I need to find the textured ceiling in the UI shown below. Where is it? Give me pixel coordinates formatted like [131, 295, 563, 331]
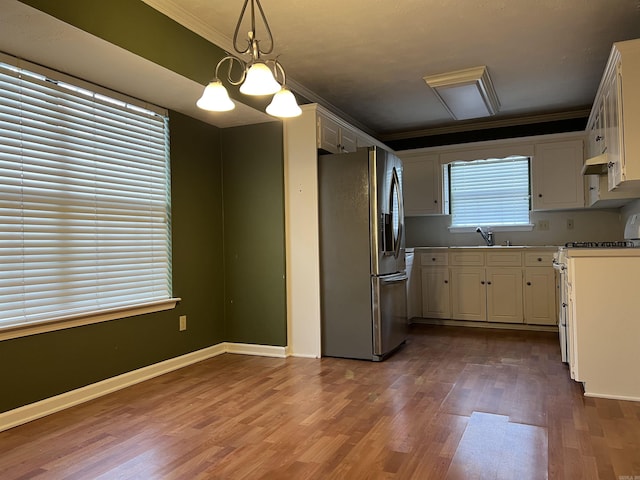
[2, 0, 640, 142]
[143, 0, 640, 139]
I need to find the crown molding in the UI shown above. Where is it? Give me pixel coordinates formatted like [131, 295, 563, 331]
[380, 108, 591, 141]
[140, 0, 375, 135]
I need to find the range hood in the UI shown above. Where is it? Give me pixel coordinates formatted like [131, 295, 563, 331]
[581, 153, 609, 175]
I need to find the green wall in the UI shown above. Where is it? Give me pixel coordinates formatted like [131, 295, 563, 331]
[0, 111, 226, 412]
[221, 123, 287, 346]
[0, 2, 289, 413]
[17, 0, 275, 112]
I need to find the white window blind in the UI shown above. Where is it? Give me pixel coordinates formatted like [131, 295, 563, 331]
[0, 59, 172, 330]
[449, 156, 530, 227]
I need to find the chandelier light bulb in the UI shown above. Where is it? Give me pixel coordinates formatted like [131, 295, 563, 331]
[240, 62, 281, 96]
[266, 88, 302, 118]
[196, 81, 235, 111]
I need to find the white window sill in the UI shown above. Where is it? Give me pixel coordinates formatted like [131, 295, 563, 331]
[0, 298, 181, 341]
[449, 224, 535, 233]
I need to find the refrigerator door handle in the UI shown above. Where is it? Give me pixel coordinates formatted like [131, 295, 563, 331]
[389, 167, 403, 259]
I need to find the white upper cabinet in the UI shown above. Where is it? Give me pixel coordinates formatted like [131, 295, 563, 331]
[317, 112, 357, 153]
[585, 39, 640, 195]
[401, 133, 587, 216]
[400, 153, 445, 216]
[532, 140, 585, 211]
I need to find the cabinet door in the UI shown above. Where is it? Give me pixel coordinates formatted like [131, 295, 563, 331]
[524, 267, 557, 325]
[318, 114, 341, 153]
[608, 65, 624, 190]
[486, 267, 523, 323]
[450, 267, 486, 321]
[532, 140, 585, 210]
[585, 169, 637, 207]
[356, 133, 373, 149]
[339, 127, 358, 153]
[407, 254, 421, 320]
[421, 267, 450, 319]
[402, 155, 442, 215]
[588, 101, 606, 158]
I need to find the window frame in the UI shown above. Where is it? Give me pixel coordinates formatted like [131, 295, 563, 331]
[446, 155, 534, 233]
[0, 54, 179, 341]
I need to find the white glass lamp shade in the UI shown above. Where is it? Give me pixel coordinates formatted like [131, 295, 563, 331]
[196, 81, 235, 111]
[266, 88, 302, 118]
[239, 62, 281, 95]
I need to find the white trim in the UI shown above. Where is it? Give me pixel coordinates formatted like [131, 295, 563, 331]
[139, 0, 377, 137]
[0, 341, 291, 432]
[584, 392, 640, 402]
[0, 298, 181, 342]
[382, 110, 590, 142]
[396, 131, 586, 157]
[224, 342, 287, 358]
[411, 318, 558, 332]
[448, 225, 535, 233]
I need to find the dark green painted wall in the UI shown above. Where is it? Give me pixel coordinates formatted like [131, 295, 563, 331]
[0, 111, 226, 412]
[17, 0, 274, 112]
[0, 2, 289, 413]
[221, 123, 287, 346]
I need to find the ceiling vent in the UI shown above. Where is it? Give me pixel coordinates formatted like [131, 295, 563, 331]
[424, 66, 500, 120]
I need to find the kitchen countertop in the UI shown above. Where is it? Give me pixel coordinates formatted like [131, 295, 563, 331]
[411, 245, 559, 250]
[564, 248, 640, 258]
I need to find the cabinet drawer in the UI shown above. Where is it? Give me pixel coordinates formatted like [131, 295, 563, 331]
[420, 252, 448, 266]
[524, 251, 555, 267]
[449, 251, 485, 266]
[486, 251, 522, 266]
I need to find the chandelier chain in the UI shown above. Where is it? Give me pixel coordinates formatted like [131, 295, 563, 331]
[233, 0, 274, 60]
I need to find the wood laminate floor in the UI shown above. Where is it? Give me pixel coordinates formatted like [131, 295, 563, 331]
[2, 325, 640, 479]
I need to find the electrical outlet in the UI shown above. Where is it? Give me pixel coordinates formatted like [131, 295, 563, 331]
[538, 220, 549, 231]
[567, 218, 574, 230]
[179, 315, 187, 331]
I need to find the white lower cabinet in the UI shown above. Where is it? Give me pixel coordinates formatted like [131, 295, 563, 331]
[450, 253, 523, 323]
[523, 251, 557, 326]
[486, 267, 524, 323]
[450, 266, 486, 321]
[523, 268, 557, 326]
[421, 267, 450, 318]
[419, 248, 557, 326]
[419, 250, 450, 318]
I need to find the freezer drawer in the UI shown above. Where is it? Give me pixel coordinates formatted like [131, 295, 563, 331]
[372, 273, 408, 359]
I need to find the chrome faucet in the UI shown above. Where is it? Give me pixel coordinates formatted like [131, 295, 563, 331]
[476, 227, 494, 246]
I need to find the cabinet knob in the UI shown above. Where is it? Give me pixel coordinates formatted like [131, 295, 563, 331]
[538, 194, 543, 198]
[434, 200, 438, 204]
[527, 281, 532, 286]
[481, 281, 485, 285]
[432, 257, 436, 261]
[487, 281, 492, 285]
[537, 257, 542, 262]
[444, 280, 448, 284]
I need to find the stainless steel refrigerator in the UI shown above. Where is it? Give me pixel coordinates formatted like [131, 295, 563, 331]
[319, 146, 408, 361]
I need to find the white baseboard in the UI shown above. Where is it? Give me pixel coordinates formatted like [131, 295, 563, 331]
[0, 341, 290, 433]
[584, 391, 640, 402]
[224, 342, 287, 358]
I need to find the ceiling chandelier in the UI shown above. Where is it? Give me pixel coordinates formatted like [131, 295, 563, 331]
[196, 0, 301, 118]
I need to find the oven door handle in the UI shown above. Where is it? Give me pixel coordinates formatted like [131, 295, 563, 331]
[560, 302, 568, 327]
[552, 259, 566, 271]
